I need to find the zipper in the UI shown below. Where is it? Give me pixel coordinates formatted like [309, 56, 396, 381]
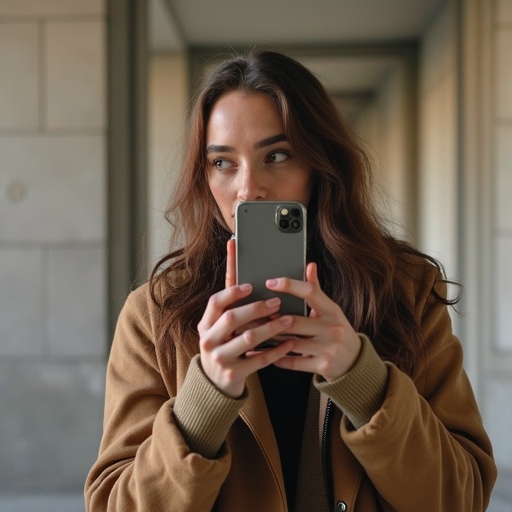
[321, 398, 334, 509]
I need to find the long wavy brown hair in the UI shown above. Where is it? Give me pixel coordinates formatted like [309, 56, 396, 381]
[149, 50, 457, 375]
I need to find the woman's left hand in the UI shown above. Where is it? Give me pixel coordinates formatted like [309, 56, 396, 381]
[269, 262, 362, 382]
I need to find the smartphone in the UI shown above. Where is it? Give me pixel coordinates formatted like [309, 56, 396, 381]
[234, 201, 307, 347]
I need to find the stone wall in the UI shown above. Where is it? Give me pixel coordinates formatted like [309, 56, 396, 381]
[0, 0, 107, 494]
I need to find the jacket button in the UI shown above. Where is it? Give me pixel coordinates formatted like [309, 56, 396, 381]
[336, 501, 348, 511]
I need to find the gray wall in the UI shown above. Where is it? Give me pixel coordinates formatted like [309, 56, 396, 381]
[482, 0, 512, 489]
[417, 3, 512, 509]
[417, 2, 512, 509]
[0, 0, 107, 498]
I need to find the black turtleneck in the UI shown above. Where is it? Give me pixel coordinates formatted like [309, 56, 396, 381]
[258, 364, 312, 511]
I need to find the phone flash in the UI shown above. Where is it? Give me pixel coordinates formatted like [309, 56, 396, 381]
[281, 207, 289, 216]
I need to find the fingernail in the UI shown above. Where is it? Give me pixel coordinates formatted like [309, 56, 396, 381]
[265, 297, 281, 308]
[266, 278, 278, 288]
[279, 315, 293, 326]
[240, 283, 252, 292]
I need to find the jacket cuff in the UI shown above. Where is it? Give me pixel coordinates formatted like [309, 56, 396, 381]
[313, 334, 388, 430]
[174, 354, 247, 459]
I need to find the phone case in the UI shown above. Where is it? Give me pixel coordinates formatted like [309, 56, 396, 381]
[235, 201, 307, 317]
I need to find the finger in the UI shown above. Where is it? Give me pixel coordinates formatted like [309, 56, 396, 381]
[202, 336, 295, 399]
[273, 354, 315, 373]
[305, 263, 320, 318]
[198, 283, 252, 333]
[266, 263, 337, 316]
[274, 331, 361, 381]
[228, 314, 295, 356]
[306, 261, 319, 285]
[269, 315, 322, 341]
[225, 238, 236, 288]
[200, 297, 283, 350]
[240, 338, 296, 374]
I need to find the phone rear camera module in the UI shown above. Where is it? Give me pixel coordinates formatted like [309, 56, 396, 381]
[277, 204, 303, 233]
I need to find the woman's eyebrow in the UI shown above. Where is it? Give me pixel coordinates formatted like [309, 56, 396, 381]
[255, 133, 287, 148]
[206, 134, 287, 154]
[206, 144, 234, 153]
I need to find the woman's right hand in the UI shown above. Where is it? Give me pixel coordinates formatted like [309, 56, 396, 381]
[197, 240, 295, 398]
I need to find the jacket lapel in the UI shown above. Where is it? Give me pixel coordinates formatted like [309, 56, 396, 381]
[329, 406, 364, 508]
[239, 372, 285, 490]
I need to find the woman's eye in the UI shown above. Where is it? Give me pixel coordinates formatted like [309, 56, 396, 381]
[267, 151, 290, 164]
[213, 158, 233, 170]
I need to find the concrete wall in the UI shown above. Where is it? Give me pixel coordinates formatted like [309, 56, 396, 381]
[371, 60, 415, 241]
[418, 1, 512, 509]
[483, 0, 512, 491]
[417, 2, 458, 281]
[148, 53, 188, 269]
[0, 0, 107, 500]
[351, 58, 416, 242]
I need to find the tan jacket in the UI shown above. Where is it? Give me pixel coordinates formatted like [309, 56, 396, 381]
[85, 258, 496, 511]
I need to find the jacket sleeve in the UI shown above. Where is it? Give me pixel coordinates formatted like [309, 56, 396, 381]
[84, 288, 233, 511]
[339, 264, 497, 512]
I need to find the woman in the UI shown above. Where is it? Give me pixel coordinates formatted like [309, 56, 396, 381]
[85, 50, 496, 511]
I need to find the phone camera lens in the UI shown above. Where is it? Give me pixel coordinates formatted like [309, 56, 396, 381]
[279, 219, 290, 230]
[291, 219, 301, 230]
[290, 208, 301, 218]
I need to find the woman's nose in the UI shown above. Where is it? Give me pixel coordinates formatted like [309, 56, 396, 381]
[236, 167, 267, 201]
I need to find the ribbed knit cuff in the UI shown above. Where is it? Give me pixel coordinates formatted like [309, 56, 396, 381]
[174, 354, 248, 459]
[313, 334, 388, 430]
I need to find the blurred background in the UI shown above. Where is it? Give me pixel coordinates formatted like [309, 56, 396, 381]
[0, 0, 511, 510]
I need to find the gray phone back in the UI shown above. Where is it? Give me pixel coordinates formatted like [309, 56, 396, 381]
[235, 201, 307, 316]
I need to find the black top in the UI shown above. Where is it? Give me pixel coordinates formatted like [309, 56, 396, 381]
[258, 364, 312, 511]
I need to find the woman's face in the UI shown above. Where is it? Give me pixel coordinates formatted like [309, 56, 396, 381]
[206, 91, 313, 232]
